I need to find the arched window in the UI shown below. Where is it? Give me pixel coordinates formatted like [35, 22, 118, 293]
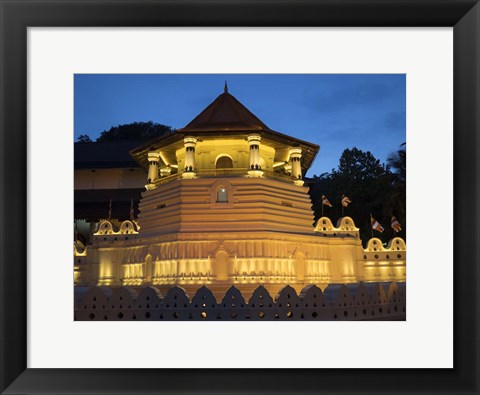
[216, 187, 228, 203]
[216, 156, 233, 169]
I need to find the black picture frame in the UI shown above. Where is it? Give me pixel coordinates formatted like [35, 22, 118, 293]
[1, 1, 479, 394]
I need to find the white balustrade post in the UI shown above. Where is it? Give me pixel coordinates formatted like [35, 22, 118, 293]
[183, 136, 197, 179]
[146, 152, 160, 189]
[247, 133, 263, 177]
[289, 148, 304, 186]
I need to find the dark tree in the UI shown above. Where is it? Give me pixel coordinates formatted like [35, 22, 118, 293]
[384, 145, 406, 239]
[76, 134, 92, 143]
[96, 121, 175, 142]
[336, 147, 389, 181]
[387, 144, 406, 182]
[308, 147, 401, 244]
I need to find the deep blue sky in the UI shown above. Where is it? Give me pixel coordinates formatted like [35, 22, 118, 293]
[74, 74, 405, 177]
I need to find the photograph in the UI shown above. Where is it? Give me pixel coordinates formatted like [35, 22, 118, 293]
[73, 74, 407, 321]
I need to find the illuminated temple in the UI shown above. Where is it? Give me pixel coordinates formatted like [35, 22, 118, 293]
[74, 85, 406, 299]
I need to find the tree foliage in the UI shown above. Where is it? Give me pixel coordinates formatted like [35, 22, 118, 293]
[76, 134, 92, 143]
[75, 121, 175, 143]
[308, 147, 406, 244]
[96, 121, 174, 142]
[384, 146, 406, 235]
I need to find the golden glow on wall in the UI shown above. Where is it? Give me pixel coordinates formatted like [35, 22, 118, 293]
[74, 104, 406, 291]
[78, 220, 405, 288]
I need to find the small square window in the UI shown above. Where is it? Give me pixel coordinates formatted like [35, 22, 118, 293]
[217, 188, 228, 203]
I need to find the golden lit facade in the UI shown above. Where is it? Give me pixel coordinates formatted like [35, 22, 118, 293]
[74, 88, 406, 298]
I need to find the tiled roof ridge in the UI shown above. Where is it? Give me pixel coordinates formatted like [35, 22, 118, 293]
[179, 91, 271, 132]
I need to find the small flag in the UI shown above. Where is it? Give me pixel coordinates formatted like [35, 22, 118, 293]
[108, 199, 112, 220]
[371, 216, 384, 233]
[341, 195, 351, 207]
[130, 198, 135, 221]
[322, 195, 333, 207]
[391, 216, 402, 233]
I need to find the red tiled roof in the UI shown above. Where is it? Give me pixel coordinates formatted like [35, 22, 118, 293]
[178, 92, 271, 133]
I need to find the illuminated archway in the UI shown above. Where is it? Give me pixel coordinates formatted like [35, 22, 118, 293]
[216, 155, 233, 169]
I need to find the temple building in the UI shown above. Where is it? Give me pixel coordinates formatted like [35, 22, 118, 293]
[74, 140, 145, 242]
[74, 85, 406, 299]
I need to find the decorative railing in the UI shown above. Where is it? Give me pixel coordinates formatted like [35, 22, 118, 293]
[196, 168, 249, 177]
[151, 168, 296, 185]
[153, 172, 183, 185]
[74, 282, 406, 321]
[261, 169, 295, 183]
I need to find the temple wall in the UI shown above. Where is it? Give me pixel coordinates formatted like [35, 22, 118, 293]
[360, 237, 406, 282]
[75, 231, 406, 295]
[74, 178, 406, 294]
[138, 177, 315, 236]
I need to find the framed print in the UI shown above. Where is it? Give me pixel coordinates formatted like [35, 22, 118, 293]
[31, 30, 445, 368]
[1, 0, 479, 394]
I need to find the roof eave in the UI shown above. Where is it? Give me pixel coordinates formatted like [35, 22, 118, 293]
[129, 128, 320, 173]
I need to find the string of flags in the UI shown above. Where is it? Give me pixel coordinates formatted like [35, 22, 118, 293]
[320, 194, 402, 235]
[370, 215, 403, 234]
[320, 194, 352, 208]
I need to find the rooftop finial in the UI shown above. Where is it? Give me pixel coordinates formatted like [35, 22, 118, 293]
[224, 80, 228, 93]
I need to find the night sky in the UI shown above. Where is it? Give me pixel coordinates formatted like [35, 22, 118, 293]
[74, 74, 406, 177]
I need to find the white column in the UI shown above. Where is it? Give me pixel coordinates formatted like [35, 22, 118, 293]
[183, 136, 197, 178]
[247, 133, 263, 177]
[289, 147, 304, 186]
[147, 152, 160, 186]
